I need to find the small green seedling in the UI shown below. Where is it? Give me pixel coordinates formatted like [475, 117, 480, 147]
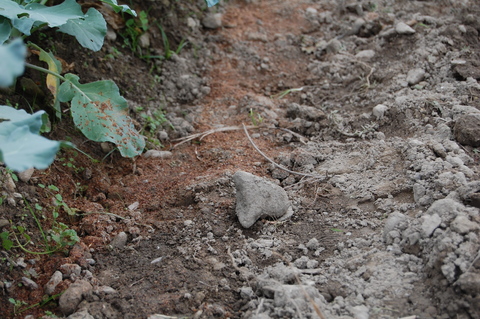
[248, 108, 263, 126]
[158, 24, 188, 60]
[9, 298, 28, 315]
[0, 191, 79, 255]
[121, 10, 149, 53]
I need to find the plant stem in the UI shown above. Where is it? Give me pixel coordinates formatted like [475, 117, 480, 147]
[24, 198, 51, 251]
[10, 230, 58, 255]
[74, 146, 100, 163]
[25, 63, 66, 82]
[15, 292, 63, 314]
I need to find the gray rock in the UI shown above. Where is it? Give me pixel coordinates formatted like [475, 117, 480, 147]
[157, 130, 169, 141]
[454, 113, 480, 147]
[458, 181, 480, 208]
[326, 39, 342, 54]
[451, 105, 480, 120]
[247, 32, 269, 42]
[67, 308, 94, 319]
[59, 280, 93, 315]
[395, 22, 416, 34]
[451, 215, 479, 234]
[0, 219, 9, 228]
[350, 18, 366, 35]
[100, 142, 114, 154]
[16, 257, 27, 268]
[233, 171, 292, 228]
[407, 68, 426, 86]
[413, 183, 426, 204]
[273, 284, 325, 311]
[45, 270, 63, 295]
[306, 259, 319, 269]
[306, 238, 320, 250]
[372, 104, 388, 120]
[286, 103, 326, 121]
[202, 13, 222, 29]
[4, 173, 16, 193]
[239, 286, 255, 299]
[21, 277, 38, 290]
[138, 32, 150, 48]
[355, 49, 375, 60]
[187, 17, 198, 29]
[142, 150, 173, 159]
[94, 285, 117, 295]
[421, 213, 442, 238]
[74, 301, 120, 318]
[60, 263, 82, 278]
[455, 272, 480, 295]
[110, 231, 128, 249]
[383, 211, 408, 242]
[18, 168, 34, 182]
[379, 27, 397, 39]
[352, 305, 370, 319]
[105, 28, 117, 42]
[427, 198, 464, 223]
[266, 262, 300, 283]
[305, 7, 318, 17]
[294, 256, 310, 269]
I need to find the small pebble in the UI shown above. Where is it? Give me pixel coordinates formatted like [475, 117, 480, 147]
[21, 277, 38, 290]
[110, 231, 128, 249]
[395, 22, 416, 34]
[142, 150, 173, 159]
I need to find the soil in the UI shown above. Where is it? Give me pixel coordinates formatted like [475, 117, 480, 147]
[1, 0, 480, 318]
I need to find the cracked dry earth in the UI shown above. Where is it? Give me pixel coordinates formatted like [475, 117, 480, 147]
[2, 0, 480, 318]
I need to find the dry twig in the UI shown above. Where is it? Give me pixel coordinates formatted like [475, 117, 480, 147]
[172, 125, 260, 148]
[242, 124, 324, 180]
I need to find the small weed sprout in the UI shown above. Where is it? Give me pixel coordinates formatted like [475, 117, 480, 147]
[248, 108, 263, 126]
[158, 24, 189, 59]
[121, 10, 149, 54]
[8, 298, 28, 315]
[0, 180, 80, 255]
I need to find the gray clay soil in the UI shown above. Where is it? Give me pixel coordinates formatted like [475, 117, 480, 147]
[1, 0, 480, 318]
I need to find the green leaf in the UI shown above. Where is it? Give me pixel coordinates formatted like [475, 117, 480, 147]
[22, 232, 31, 243]
[2, 237, 13, 250]
[205, 0, 220, 7]
[55, 193, 63, 202]
[36, 47, 62, 118]
[0, 0, 83, 36]
[99, 0, 137, 17]
[48, 185, 59, 192]
[50, 233, 60, 244]
[58, 74, 145, 157]
[1, 231, 13, 250]
[0, 17, 12, 45]
[57, 8, 106, 52]
[0, 39, 26, 87]
[0, 106, 62, 171]
[61, 229, 79, 246]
